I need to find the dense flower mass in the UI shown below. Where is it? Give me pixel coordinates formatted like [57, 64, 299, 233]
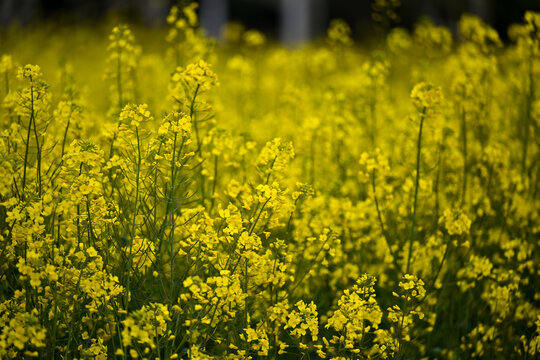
[1, 4, 540, 360]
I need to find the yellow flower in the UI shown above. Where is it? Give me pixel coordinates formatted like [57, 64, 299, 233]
[439, 208, 472, 236]
[17, 64, 41, 80]
[327, 19, 353, 46]
[410, 82, 443, 110]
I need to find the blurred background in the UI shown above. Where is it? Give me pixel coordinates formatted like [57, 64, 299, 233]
[2, 0, 540, 44]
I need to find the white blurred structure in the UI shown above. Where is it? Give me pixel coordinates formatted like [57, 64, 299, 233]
[0, 0, 523, 43]
[199, 0, 326, 44]
[200, 0, 229, 38]
[280, 0, 310, 44]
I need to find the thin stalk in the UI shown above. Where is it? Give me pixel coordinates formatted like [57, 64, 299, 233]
[190, 84, 201, 151]
[76, 163, 83, 244]
[117, 43, 123, 112]
[370, 98, 377, 146]
[371, 171, 402, 274]
[21, 80, 36, 198]
[4, 71, 13, 120]
[125, 127, 142, 309]
[413, 236, 451, 311]
[244, 259, 249, 334]
[395, 304, 409, 360]
[522, 56, 534, 175]
[4, 71, 8, 95]
[31, 102, 42, 197]
[86, 195, 96, 246]
[310, 132, 316, 185]
[188, 85, 205, 206]
[460, 107, 467, 206]
[22, 116, 33, 198]
[209, 154, 218, 213]
[433, 141, 443, 231]
[287, 232, 332, 298]
[60, 108, 72, 160]
[248, 196, 271, 236]
[169, 181, 177, 304]
[406, 107, 426, 274]
[66, 270, 84, 359]
[49, 287, 59, 359]
[167, 131, 185, 304]
[157, 136, 185, 254]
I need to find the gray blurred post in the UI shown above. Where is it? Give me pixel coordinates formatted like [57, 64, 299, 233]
[141, 0, 170, 26]
[280, 0, 310, 45]
[0, 0, 15, 27]
[310, 0, 327, 39]
[200, 0, 229, 39]
[419, 0, 441, 23]
[0, 0, 39, 27]
[468, 0, 489, 21]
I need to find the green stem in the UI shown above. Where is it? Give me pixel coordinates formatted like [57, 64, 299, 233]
[370, 98, 376, 146]
[248, 196, 271, 236]
[413, 236, 451, 311]
[4, 70, 13, 122]
[86, 195, 96, 246]
[22, 115, 33, 198]
[117, 43, 124, 112]
[60, 107, 72, 160]
[191, 84, 201, 151]
[76, 163, 83, 245]
[522, 55, 534, 175]
[433, 141, 443, 231]
[371, 171, 402, 274]
[395, 304, 408, 360]
[169, 135, 177, 303]
[4, 71, 8, 95]
[21, 80, 35, 198]
[31, 100, 42, 197]
[189, 85, 205, 206]
[460, 107, 467, 207]
[125, 127, 141, 309]
[406, 107, 426, 274]
[209, 154, 218, 213]
[244, 259, 249, 332]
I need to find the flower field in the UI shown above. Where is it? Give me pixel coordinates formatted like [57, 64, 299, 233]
[1, 4, 540, 359]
